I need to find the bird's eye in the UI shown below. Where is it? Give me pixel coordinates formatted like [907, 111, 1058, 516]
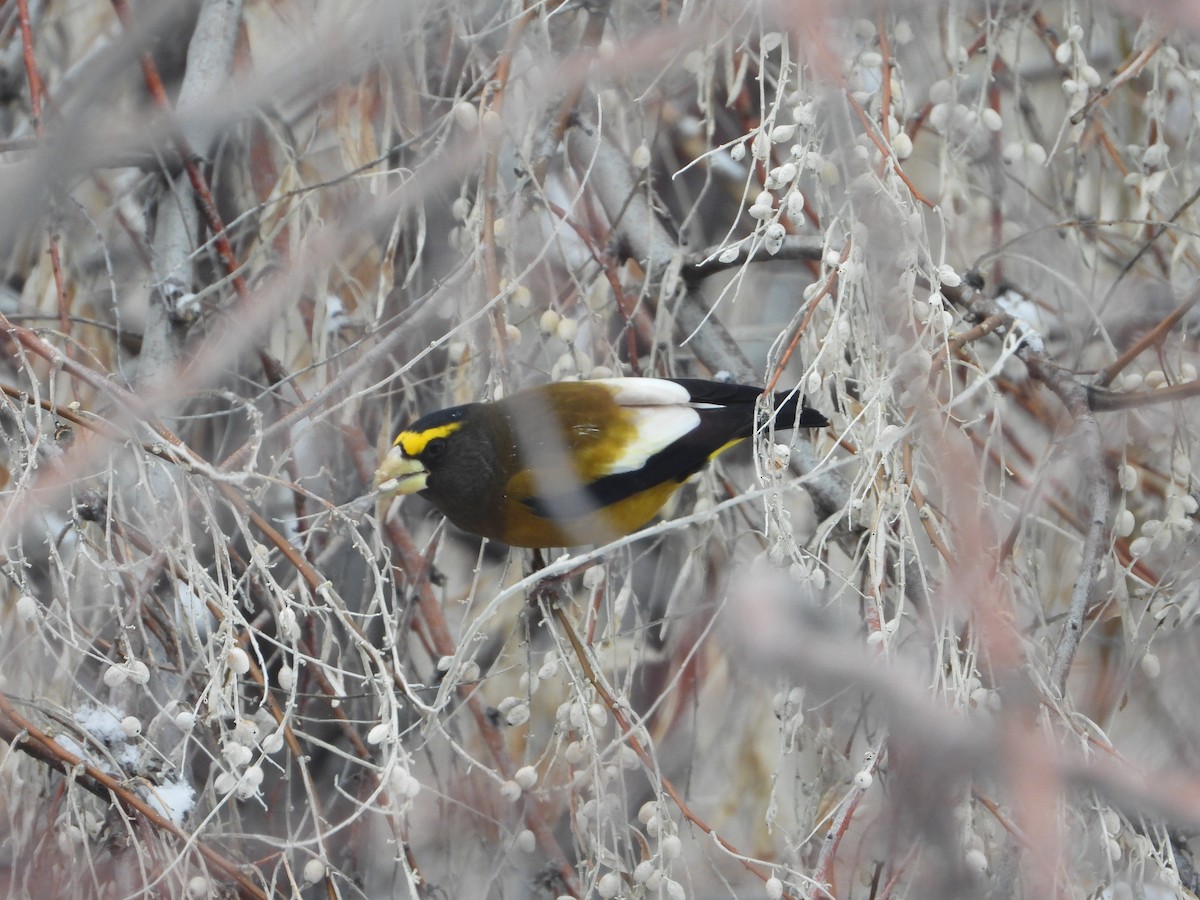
[424, 437, 447, 459]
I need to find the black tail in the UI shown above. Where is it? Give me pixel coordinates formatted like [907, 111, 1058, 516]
[770, 390, 830, 430]
[669, 378, 829, 434]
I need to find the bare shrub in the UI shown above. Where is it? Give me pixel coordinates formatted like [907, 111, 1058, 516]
[0, 1, 1197, 898]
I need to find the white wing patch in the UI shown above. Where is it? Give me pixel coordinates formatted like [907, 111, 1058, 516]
[591, 377, 691, 407]
[605, 406, 700, 474]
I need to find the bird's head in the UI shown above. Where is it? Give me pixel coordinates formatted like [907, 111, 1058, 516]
[374, 405, 473, 497]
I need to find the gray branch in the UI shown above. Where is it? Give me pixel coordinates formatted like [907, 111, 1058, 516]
[144, 0, 244, 382]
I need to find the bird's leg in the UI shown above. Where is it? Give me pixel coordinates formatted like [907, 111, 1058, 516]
[527, 549, 562, 608]
[526, 549, 600, 608]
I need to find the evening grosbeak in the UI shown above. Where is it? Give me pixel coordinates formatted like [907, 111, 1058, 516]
[375, 377, 828, 548]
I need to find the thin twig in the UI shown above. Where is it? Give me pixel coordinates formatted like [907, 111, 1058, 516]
[1094, 287, 1200, 388]
[384, 521, 584, 897]
[16, 0, 70, 340]
[0, 694, 268, 900]
[1070, 35, 1163, 126]
[1088, 378, 1200, 412]
[545, 595, 797, 897]
[945, 287, 1111, 695]
[813, 742, 886, 896]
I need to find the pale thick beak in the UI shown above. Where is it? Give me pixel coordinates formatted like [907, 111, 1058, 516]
[374, 447, 428, 495]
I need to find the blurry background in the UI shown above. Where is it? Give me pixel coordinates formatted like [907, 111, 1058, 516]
[0, 1, 1198, 898]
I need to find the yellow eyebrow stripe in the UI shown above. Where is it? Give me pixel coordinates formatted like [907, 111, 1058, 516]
[395, 421, 462, 456]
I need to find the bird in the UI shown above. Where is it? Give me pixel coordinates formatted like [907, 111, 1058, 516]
[374, 377, 828, 548]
